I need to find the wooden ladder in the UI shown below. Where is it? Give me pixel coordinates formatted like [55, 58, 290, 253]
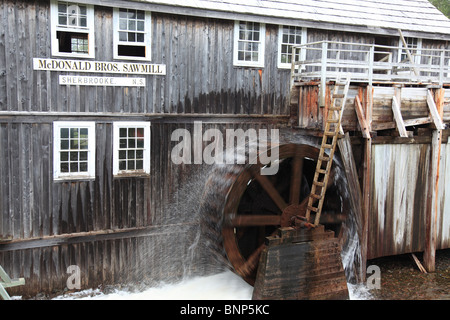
[305, 76, 351, 226]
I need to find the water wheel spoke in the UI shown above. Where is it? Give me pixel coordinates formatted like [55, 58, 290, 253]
[249, 168, 287, 211]
[236, 242, 265, 277]
[230, 214, 281, 227]
[289, 154, 304, 205]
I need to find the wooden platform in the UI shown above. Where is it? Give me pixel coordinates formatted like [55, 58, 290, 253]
[252, 226, 349, 300]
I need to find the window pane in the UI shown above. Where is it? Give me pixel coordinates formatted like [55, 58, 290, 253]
[119, 160, 126, 170]
[137, 21, 145, 32]
[61, 162, 69, 173]
[70, 152, 78, 161]
[119, 128, 127, 137]
[61, 128, 69, 139]
[128, 32, 135, 42]
[70, 139, 79, 149]
[119, 32, 127, 42]
[80, 128, 88, 137]
[59, 15, 67, 25]
[128, 160, 135, 170]
[79, 151, 88, 161]
[79, 162, 88, 172]
[61, 152, 69, 161]
[119, 8, 128, 18]
[136, 150, 143, 159]
[128, 138, 135, 148]
[79, 139, 88, 150]
[58, 3, 67, 13]
[137, 138, 144, 148]
[136, 160, 143, 170]
[136, 33, 144, 42]
[61, 139, 69, 150]
[128, 150, 135, 159]
[120, 139, 127, 149]
[70, 128, 78, 138]
[119, 150, 126, 160]
[119, 19, 127, 30]
[79, 17, 87, 27]
[136, 11, 145, 20]
[70, 162, 78, 172]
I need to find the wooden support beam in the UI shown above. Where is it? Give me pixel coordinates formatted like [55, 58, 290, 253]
[354, 95, 371, 139]
[424, 88, 444, 272]
[424, 129, 442, 272]
[391, 90, 408, 137]
[361, 85, 373, 282]
[426, 90, 445, 130]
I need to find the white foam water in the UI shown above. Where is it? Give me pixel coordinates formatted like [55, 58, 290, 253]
[52, 270, 373, 300]
[53, 269, 253, 300]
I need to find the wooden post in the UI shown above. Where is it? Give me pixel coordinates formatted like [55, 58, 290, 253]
[361, 85, 373, 281]
[424, 88, 444, 272]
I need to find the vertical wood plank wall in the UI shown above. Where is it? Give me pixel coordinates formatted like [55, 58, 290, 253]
[1, 0, 450, 296]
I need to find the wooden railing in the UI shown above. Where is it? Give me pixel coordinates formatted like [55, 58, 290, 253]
[290, 40, 450, 105]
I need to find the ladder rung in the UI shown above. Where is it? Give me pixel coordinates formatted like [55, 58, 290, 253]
[322, 143, 333, 149]
[328, 107, 341, 111]
[317, 168, 327, 174]
[324, 130, 336, 136]
[310, 193, 322, 200]
[307, 206, 319, 212]
[327, 119, 339, 123]
[313, 181, 324, 187]
[319, 156, 330, 161]
[332, 94, 345, 98]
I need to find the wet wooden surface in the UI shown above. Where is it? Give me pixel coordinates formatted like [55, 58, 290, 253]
[252, 226, 349, 300]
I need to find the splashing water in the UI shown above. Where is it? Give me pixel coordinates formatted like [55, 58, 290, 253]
[53, 269, 253, 300]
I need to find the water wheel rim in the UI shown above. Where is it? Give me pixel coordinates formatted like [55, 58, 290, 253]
[222, 143, 322, 285]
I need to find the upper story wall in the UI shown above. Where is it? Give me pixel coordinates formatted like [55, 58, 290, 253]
[1, 0, 449, 117]
[0, 0, 291, 116]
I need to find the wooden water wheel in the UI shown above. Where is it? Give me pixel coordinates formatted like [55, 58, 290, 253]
[200, 143, 349, 285]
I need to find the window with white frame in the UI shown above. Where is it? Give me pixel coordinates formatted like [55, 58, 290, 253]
[278, 26, 307, 69]
[399, 37, 422, 64]
[50, 1, 95, 58]
[233, 21, 265, 68]
[113, 122, 151, 176]
[113, 8, 152, 60]
[53, 121, 96, 180]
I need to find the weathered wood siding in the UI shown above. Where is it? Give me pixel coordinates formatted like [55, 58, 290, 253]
[0, 1, 291, 115]
[368, 141, 450, 259]
[0, 0, 293, 296]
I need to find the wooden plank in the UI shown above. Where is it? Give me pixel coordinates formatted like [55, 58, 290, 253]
[424, 129, 442, 272]
[354, 95, 371, 139]
[230, 215, 281, 227]
[391, 95, 408, 137]
[361, 85, 373, 281]
[426, 90, 445, 130]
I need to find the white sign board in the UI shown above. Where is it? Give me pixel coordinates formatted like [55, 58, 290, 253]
[33, 58, 166, 75]
[59, 75, 146, 87]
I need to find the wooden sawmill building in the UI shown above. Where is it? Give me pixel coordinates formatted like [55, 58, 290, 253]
[0, 0, 450, 297]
